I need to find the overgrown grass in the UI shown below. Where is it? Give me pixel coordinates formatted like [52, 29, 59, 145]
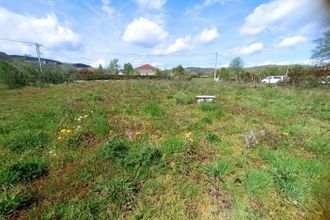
[0, 79, 328, 218]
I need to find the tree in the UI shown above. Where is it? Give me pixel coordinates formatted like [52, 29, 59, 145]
[109, 58, 119, 74]
[217, 67, 230, 81]
[173, 65, 184, 75]
[229, 57, 243, 81]
[311, 31, 330, 66]
[123, 63, 134, 75]
[95, 64, 104, 75]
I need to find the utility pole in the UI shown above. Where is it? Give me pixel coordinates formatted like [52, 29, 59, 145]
[214, 52, 218, 81]
[35, 43, 42, 72]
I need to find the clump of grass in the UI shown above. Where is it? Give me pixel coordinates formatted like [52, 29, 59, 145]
[66, 131, 95, 148]
[205, 160, 231, 181]
[176, 95, 194, 105]
[88, 91, 104, 102]
[245, 170, 273, 196]
[0, 160, 48, 184]
[142, 103, 164, 116]
[0, 186, 32, 216]
[198, 103, 218, 112]
[205, 131, 220, 142]
[100, 137, 129, 160]
[97, 176, 138, 208]
[162, 136, 185, 155]
[4, 129, 47, 152]
[123, 146, 162, 168]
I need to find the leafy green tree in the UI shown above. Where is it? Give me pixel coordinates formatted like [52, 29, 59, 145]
[229, 57, 243, 81]
[123, 63, 134, 75]
[311, 30, 330, 66]
[109, 58, 119, 74]
[217, 67, 230, 81]
[173, 65, 184, 75]
[95, 64, 104, 75]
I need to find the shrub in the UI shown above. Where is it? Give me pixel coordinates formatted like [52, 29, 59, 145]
[0, 186, 32, 216]
[4, 129, 47, 152]
[1, 160, 48, 184]
[0, 60, 26, 89]
[100, 138, 129, 160]
[245, 170, 272, 195]
[142, 103, 164, 116]
[123, 146, 162, 168]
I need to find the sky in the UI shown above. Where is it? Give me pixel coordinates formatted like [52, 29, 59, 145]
[0, 0, 329, 68]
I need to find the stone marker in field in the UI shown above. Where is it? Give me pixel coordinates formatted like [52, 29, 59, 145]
[196, 95, 216, 103]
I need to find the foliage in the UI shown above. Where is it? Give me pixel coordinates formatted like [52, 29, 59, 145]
[123, 63, 134, 75]
[0, 60, 26, 89]
[229, 57, 244, 81]
[123, 146, 162, 168]
[109, 58, 119, 74]
[173, 65, 185, 75]
[311, 30, 330, 65]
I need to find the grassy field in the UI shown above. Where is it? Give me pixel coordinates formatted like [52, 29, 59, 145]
[0, 79, 329, 219]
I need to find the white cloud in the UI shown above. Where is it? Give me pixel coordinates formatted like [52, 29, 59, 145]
[122, 17, 168, 47]
[91, 59, 106, 68]
[196, 28, 219, 43]
[101, 0, 115, 16]
[133, 0, 166, 10]
[152, 36, 193, 55]
[240, 0, 307, 35]
[229, 43, 264, 55]
[276, 36, 308, 47]
[0, 7, 80, 49]
[186, 0, 231, 15]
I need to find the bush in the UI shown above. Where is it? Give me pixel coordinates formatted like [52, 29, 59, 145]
[142, 103, 164, 116]
[100, 138, 129, 160]
[0, 160, 48, 184]
[0, 60, 26, 89]
[4, 130, 48, 152]
[0, 186, 32, 216]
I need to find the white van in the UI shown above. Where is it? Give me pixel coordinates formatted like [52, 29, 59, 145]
[261, 76, 285, 84]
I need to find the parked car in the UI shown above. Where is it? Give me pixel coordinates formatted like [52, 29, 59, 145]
[261, 75, 286, 84]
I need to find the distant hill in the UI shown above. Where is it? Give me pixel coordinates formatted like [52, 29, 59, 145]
[0, 51, 91, 68]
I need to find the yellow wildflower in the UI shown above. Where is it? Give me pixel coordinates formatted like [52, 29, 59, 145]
[60, 129, 67, 133]
[84, 114, 89, 118]
[66, 129, 72, 134]
[282, 132, 289, 136]
[57, 136, 62, 140]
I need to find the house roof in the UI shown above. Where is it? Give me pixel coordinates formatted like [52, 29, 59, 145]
[136, 64, 156, 71]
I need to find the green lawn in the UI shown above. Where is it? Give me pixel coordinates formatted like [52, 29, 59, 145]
[0, 79, 329, 219]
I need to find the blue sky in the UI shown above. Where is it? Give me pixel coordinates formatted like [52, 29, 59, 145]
[0, 0, 329, 68]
